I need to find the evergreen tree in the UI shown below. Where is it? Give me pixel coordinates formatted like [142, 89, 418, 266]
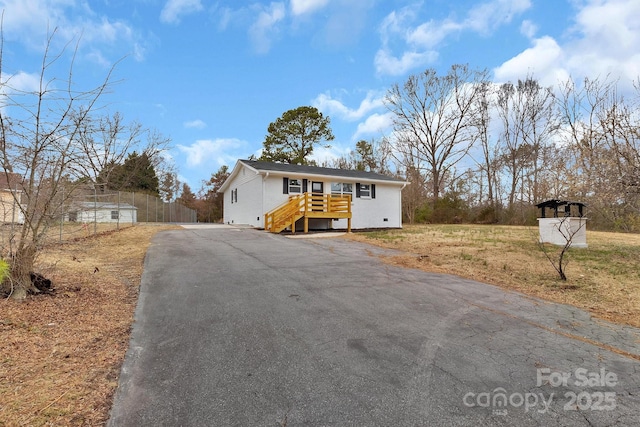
[176, 183, 196, 209]
[107, 152, 160, 194]
[259, 106, 334, 164]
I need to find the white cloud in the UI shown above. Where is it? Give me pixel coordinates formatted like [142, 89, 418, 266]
[407, 19, 462, 49]
[377, 7, 415, 46]
[310, 143, 351, 166]
[0, 0, 147, 63]
[495, 0, 640, 91]
[493, 36, 566, 86]
[376, 0, 531, 76]
[374, 48, 437, 76]
[313, 91, 385, 121]
[520, 20, 537, 39]
[160, 0, 204, 24]
[217, 0, 374, 51]
[463, 0, 531, 34]
[567, 0, 640, 84]
[184, 119, 207, 129]
[177, 138, 247, 167]
[352, 112, 394, 140]
[290, 0, 330, 16]
[248, 2, 286, 54]
[1, 71, 41, 92]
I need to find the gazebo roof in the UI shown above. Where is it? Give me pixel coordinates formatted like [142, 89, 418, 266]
[535, 199, 586, 209]
[536, 199, 587, 218]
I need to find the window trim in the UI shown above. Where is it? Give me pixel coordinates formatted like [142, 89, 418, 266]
[359, 183, 371, 198]
[355, 183, 376, 199]
[331, 182, 353, 196]
[289, 179, 302, 194]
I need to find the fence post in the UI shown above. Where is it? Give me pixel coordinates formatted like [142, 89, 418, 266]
[117, 191, 120, 230]
[94, 185, 97, 236]
[132, 192, 136, 226]
[59, 187, 64, 243]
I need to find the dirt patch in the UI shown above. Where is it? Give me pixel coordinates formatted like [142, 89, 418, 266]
[0, 224, 178, 426]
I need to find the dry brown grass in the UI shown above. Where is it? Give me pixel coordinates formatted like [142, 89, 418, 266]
[347, 224, 640, 328]
[2, 223, 638, 425]
[0, 224, 178, 427]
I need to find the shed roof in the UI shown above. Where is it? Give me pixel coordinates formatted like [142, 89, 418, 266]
[0, 173, 24, 191]
[74, 202, 138, 210]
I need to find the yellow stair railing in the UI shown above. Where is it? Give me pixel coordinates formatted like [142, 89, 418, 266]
[264, 193, 352, 234]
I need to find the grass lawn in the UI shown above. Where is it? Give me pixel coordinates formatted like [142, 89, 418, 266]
[1, 223, 638, 426]
[347, 224, 640, 328]
[0, 224, 178, 426]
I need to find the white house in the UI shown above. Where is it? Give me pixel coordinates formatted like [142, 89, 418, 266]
[219, 160, 407, 232]
[0, 189, 24, 224]
[0, 173, 24, 224]
[69, 202, 138, 224]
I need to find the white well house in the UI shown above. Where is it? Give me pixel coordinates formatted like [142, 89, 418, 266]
[536, 200, 587, 248]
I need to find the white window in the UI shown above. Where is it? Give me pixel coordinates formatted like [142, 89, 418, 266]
[289, 179, 302, 193]
[359, 184, 371, 198]
[331, 182, 352, 196]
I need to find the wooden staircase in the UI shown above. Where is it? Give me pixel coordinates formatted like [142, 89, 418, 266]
[264, 193, 352, 234]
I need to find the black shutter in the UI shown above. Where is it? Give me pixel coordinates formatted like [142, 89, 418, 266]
[371, 184, 376, 199]
[355, 183, 361, 198]
[302, 179, 308, 193]
[283, 177, 289, 194]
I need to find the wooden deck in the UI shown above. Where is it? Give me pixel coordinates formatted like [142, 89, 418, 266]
[264, 193, 352, 234]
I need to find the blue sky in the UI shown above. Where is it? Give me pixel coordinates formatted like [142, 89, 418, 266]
[2, 0, 640, 192]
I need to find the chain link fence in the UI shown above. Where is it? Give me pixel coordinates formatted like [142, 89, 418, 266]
[1, 188, 196, 248]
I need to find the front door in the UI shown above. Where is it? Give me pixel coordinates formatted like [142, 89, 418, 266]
[311, 181, 324, 211]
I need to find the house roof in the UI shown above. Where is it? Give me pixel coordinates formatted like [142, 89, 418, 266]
[0, 173, 24, 191]
[219, 159, 407, 193]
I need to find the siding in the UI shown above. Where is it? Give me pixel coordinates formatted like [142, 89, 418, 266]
[333, 182, 402, 229]
[0, 191, 23, 223]
[222, 162, 405, 229]
[76, 209, 137, 223]
[223, 168, 263, 226]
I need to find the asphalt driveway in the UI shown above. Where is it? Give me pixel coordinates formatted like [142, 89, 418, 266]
[108, 225, 640, 426]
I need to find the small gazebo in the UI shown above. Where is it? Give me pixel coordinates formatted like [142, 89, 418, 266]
[536, 199, 588, 248]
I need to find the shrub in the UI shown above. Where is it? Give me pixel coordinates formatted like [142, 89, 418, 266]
[0, 258, 10, 290]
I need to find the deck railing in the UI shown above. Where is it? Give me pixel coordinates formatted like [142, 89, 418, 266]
[264, 193, 352, 233]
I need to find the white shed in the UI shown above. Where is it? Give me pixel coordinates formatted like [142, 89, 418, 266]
[536, 200, 587, 248]
[0, 189, 24, 224]
[219, 160, 408, 232]
[0, 173, 25, 224]
[69, 202, 138, 224]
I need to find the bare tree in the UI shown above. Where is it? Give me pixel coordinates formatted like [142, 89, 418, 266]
[159, 167, 180, 203]
[558, 76, 640, 231]
[537, 216, 587, 281]
[557, 77, 614, 198]
[469, 81, 503, 219]
[0, 29, 118, 298]
[385, 64, 489, 208]
[72, 112, 142, 185]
